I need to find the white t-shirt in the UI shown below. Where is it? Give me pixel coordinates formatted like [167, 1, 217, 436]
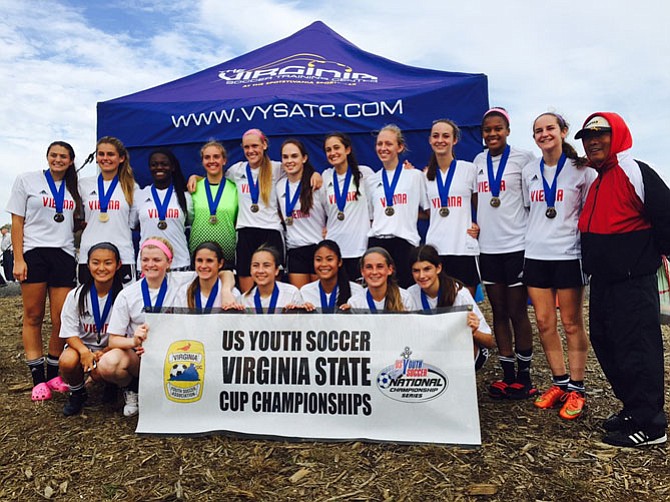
[6, 170, 77, 255]
[107, 273, 191, 337]
[276, 178, 327, 249]
[240, 281, 303, 311]
[522, 157, 597, 260]
[322, 165, 374, 258]
[226, 160, 284, 231]
[173, 277, 241, 308]
[300, 280, 364, 308]
[347, 287, 416, 311]
[59, 285, 115, 350]
[367, 166, 429, 246]
[425, 161, 479, 256]
[135, 185, 194, 269]
[79, 176, 138, 265]
[407, 283, 491, 334]
[474, 147, 536, 253]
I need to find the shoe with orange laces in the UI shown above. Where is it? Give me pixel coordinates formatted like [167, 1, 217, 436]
[559, 391, 586, 420]
[534, 385, 566, 409]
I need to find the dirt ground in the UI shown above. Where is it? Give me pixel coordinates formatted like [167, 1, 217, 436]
[1, 289, 669, 502]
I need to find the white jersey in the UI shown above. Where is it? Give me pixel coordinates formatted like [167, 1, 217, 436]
[241, 281, 303, 311]
[425, 161, 479, 256]
[300, 280, 364, 308]
[407, 284, 491, 334]
[347, 287, 416, 311]
[6, 170, 77, 255]
[522, 157, 597, 260]
[367, 166, 429, 246]
[474, 146, 536, 253]
[322, 165, 374, 258]
[173, 277, 241, 308]
[276, 178, 327, 249]
[135, 185, 194, 269]
[79, 176, 138, 265]
[226, 160, 283, 231]
[59, 286, 115, 350]
[106, 273, 191, 337]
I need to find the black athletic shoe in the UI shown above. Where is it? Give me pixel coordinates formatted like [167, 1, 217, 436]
[602, 412, 632, 432]
[63, 390, 88, 416]
[603, 426, 667, 447]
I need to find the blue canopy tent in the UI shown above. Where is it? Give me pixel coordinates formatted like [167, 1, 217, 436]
[97, 21, 489, 187]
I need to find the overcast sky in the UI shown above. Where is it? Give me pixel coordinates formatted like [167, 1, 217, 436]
[2, 0, 669, 227]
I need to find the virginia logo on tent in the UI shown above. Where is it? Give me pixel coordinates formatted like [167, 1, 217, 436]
[217, 53, 378, 85]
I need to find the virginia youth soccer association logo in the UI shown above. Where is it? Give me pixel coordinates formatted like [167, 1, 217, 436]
[163, 340, 205, 403]
[376, 347, 448, 403]
[218, 53, 378, 85]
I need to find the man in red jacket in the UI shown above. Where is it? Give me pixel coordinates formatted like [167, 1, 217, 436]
[577, 112, 669, 447]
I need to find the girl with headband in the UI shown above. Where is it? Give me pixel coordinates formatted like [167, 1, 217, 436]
[78, 136, 138, 285]
[189, 141, 238, 267]
[347, 247, 415, 312]
[367, 125, 429, 289]
[424, 119, 481, 297]
[321, 133, 375, 281]
[300, 240, 364, 312]
[523, 112, 595, 420]
[407, 244, 494, 370]
[277, 139, 328, 288]
[136, 148, 193, 272]
[473, 108, 537, 400]
[58, 242, 125, 415]
[6, 140, 82, 401]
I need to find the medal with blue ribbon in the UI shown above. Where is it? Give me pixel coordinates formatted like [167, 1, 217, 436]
[382, 164, 403, 216]
[284, 179, 301, 226]
[90, 284, 113, 344]
[151, 184, 173, 230]
[319, 283, 338, 312]
[436, 159, 457, 217]
[333, 169, 352, 221]
[141, 277, 168, 312]
[97, 174, 119, 223]
[366, 290, 379, 312]
[486, 145, 510, 207]
[195, 279, 219, 311]
[254, 283, 279, 313]
[540, 153, 567, 219]
[205, 178, 225, 224]
[246, 165, 260, 213]
[45, 170, 66, 222]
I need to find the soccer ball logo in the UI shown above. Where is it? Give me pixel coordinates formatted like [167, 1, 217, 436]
[377, 372, 393, 389]
[170, 363, 189, 379]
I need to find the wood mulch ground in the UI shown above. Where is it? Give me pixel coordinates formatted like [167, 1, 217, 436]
[1, 290, 669, 501]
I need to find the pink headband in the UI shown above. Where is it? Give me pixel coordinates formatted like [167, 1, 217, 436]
[484, 107, 511, 125]
[243, 128, 267, 142]
[141, 239, 173, 261]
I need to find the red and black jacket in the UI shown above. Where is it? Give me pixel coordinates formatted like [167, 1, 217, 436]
[578, 112, 669, 282]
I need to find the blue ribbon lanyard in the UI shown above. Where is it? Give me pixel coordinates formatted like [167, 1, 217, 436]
[540, 153, 567, 209]
[382, 164, 403, 209]
[420, 289, 441, 311]
[436, 159, 457, 209]
[151, 184, 174, 221]
[366, 290, 380, 313]
[141, 277, 168, 311]
[284, 179, 302, 218]
[486, 145, 511, 199]
[98, 174, 119, 216]
[90, 285, 114, 344]
[195, 279, 220, 311]
[319, 283, 338, 312]
[245, 165, 260, 207]
[44, 170, 66, 215]
[205, 178, 226, 217]
[333, 168, 353, 213]
[254, 283, 280, 313]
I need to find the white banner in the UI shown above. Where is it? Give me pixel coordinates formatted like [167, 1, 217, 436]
[137, 310, 481, 445]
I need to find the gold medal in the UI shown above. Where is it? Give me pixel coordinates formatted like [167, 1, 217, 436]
[250, 204, 259, 213]
[98, 212, 110, 222]
[439, 207, 450, 217]
[490, 197, 501, 208]
[337, 211, 345, 221]
[157, 220, 168, 230]
[285, 216, 293, 226]
[209, 215, 218, 224]
[54, 213, 65, 223]
[545, 207, 557, 219]
[385, 206, 395, 216]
